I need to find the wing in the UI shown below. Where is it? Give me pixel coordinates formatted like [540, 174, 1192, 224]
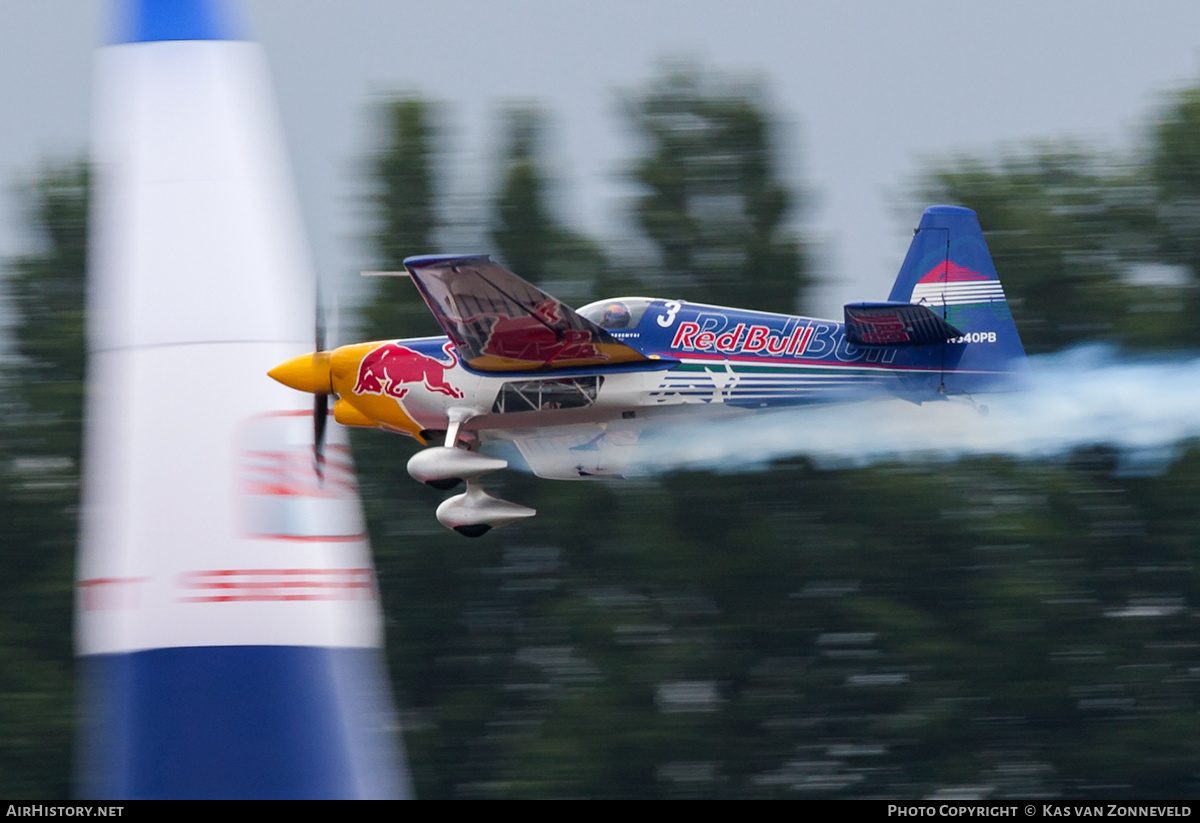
[496, 422, 644, 480]
[403, 255, 656, 372]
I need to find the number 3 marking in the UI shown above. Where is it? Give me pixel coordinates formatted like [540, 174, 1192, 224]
[657, 300, 682, 327]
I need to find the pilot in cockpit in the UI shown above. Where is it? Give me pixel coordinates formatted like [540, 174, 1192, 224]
[600, 301, 631, 329]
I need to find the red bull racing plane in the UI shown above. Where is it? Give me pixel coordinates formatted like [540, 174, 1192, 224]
[270, 206, 1029, 537]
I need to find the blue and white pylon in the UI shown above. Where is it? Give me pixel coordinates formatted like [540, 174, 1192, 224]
[76, 0, 410, 798]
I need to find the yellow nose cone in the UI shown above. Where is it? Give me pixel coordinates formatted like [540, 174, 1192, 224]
[268, 351, 333, 395]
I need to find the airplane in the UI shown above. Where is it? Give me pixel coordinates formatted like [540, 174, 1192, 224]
[269, 205, 1030, 537]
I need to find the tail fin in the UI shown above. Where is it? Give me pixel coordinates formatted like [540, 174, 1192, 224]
[890, 205, 1029, 392]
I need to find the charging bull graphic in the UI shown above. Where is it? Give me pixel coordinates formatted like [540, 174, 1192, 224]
[354, 341, 463, 401]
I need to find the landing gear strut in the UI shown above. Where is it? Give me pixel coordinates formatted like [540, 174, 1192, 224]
[407, 408, 536, 536]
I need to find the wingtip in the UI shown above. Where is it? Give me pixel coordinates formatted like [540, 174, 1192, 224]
[402, 254, 492, 270]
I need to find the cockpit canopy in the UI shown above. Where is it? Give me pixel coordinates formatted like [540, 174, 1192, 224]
[576, 297, 658, 330]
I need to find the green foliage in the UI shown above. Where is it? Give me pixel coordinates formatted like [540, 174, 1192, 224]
[489, 105, 610, 306]
[491, 107, 555, 284]
[0, 161, 89, 798]
[368, 450, 1200, 797]
[1151, 85, 1200, 343]
[922, 148, 1169, 353]
[1152, 86, 1200, 203]
[625, 67, 809, 314]
[921, 79, 1200, 353]
[358, 78, 1200, 797]
[6, 164, 90, 462]
[361, 97, 444, 341]
[13, 70, 1200, 800]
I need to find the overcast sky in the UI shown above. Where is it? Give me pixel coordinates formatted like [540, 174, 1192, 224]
[5, 1, 1200, 318]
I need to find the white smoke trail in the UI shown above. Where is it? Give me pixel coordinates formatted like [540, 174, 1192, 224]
[632, 345, 1200, 474]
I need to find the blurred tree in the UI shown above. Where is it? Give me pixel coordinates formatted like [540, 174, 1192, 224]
[354, 95, 454, 795]
[355, 80, 1200, 800]
[364, 446, 1200, 798]
[1149, 84, 1200, 343]
[491, 107, 554, 284]
[0, 161, 89, 798]
[625, 66, 809, 313]
[361, 97, 444, 340]
[490, 105, 611, 306]
[6, 163, 89, 462]
[922, 148, 1168, 353]
[14, 75, 1200, 802]
[919, 132, 1200, 353]
[1151, 86, 1200, 255]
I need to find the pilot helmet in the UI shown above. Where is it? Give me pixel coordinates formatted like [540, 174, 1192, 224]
[601, 301, 631, 329]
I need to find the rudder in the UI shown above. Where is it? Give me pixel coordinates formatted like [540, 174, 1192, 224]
[890, 205, 1029, 392]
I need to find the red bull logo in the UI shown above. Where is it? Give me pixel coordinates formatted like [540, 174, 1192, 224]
[353, 341, 463, 401]
[670, 321, 814, 357]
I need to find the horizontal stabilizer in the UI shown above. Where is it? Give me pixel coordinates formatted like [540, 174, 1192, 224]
[844, 302, 963, 346]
